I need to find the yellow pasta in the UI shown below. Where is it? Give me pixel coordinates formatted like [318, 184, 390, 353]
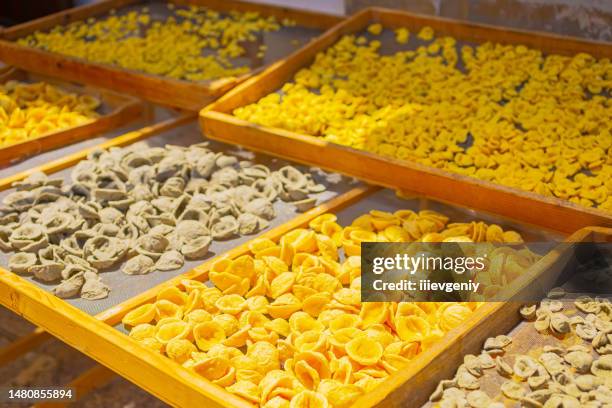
[215, 294, 247, 315]
[166, 338, 197, 364]
[345, 336, 383, 366]
[122, 303, 156, 327]
[212, 314, 239, 336]
[127, 208, 539, 407]
[155, 321, 190, 344]
[0, 80, 100, 147]
[290, 390, 329, 408]
[394, 27, 410, 44]
[128, 323, 156, 341]
[154, 299, 183, 321]
[227, 380, 260, 404]
[193, 321, 226, 351]
[18, 4, 294, 82]
[234, 25, 612, 211]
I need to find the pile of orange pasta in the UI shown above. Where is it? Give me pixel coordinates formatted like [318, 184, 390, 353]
[122, 209, 538, 408]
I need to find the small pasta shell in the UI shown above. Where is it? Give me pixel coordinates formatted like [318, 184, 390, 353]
[184, 309, 212, 324]
[166, 338, 196, 364]
[290, 390, 329, 408]
[395, 315, 430, 342]
[438, 303, 472, 332]
[122, 303, 156, 327]
[155, 321, 190, 344]
[294, 351, 331, 389]
[345, 336, 383, 366]
[247, 341, 280, 373]
[264, 318, 291, 338]
[215, 294, 246, 315]
[227, 380, 260, 403]
[193, 321, 226, 351]
[128, 323, 156, 341]
[302, 293, 331, 317]
[308, 214, 337, 232]
[156, 286, 188, 306]
[359, 303, 388, 329]
[192, 356, 231, 381]
[290, 312, 324, 334]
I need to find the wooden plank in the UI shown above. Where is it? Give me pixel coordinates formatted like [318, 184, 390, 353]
[0, 111, 196, 192]
[0, 42, 218, 112]
[0, 68, 145, 166]
[200, 7, 612, 235]
[0, 328, 50, 366]
[0, 0, 343, 111]
[34, 364, 116, 408]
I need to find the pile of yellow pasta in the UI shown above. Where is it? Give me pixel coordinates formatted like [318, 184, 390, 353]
[234, 25, 612, 211]
[0, 80, 100, 146]
[123, 208, 538, 408]
[18, 4, 293, 81]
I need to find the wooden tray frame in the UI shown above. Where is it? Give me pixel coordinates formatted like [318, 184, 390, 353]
[88, 205, 594, 408]
[200, 7, 612, 235]
[0, 0, 343, 111]
[0, 67, 144, 167]
[385, 226, 612, 408]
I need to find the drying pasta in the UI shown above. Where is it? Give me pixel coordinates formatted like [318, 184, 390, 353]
[430, 296, 612, 407]
[233, 25, 612, 211]
[0, 80, 100, 146]
[124, 208, 540, 407]
[0, 143, 326, 300]
[18, 3, 294, 82]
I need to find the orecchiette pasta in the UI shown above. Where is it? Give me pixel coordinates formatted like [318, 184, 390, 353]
[0, 80, 100, 147]
[234, 25, 612, 211]
[0, 142, 328, 300]
[18, 4, 297, 82]
[124, 208, 539, 407]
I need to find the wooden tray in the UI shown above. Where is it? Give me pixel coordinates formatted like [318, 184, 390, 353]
[0, 0, 343, 111]
[411, 226, 612, 408]
[200, 7, 612, 235]
[0, 67, 144, 167]
[109, 192, 592, 408]
[11, 183, 587, 408]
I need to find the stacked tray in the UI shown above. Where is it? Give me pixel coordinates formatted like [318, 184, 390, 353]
[0, 3, 610, 408]
[0, 128, 590, 406]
